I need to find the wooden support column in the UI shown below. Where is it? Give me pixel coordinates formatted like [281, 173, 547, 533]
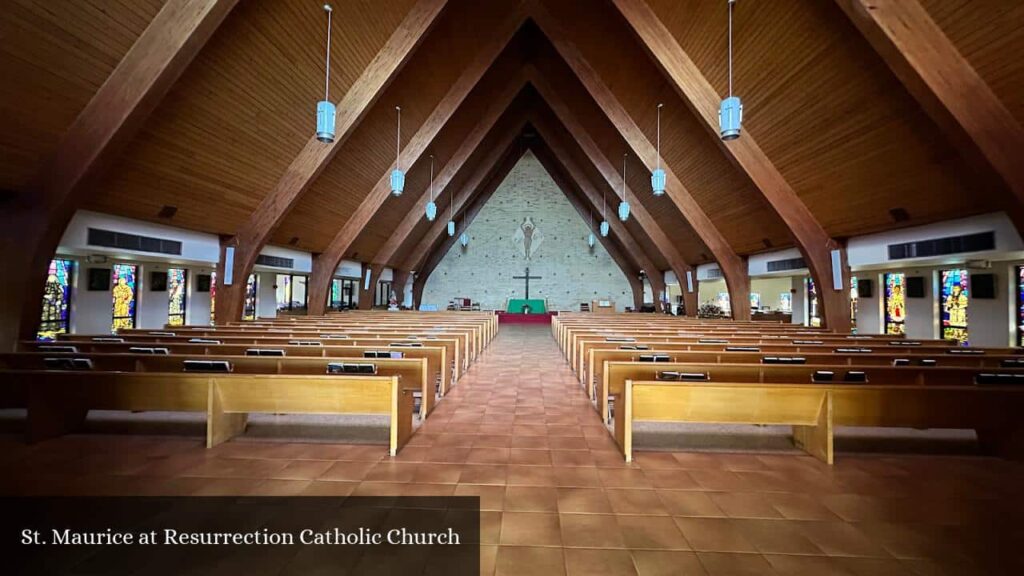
[0, 0, 238, 351]
[357, 264, 384, 311]
[835, 0, 1024, 233]
[308, 5, 528, 315]
[611, 0, 849, 330]
[214, 0, 446, 323]
[392, 270, 411, 307]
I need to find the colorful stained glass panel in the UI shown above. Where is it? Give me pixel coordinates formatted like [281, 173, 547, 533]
[167, 268, 187, 326]
[884, 273, 906, 335]
[243, 273, 258, 321]
[111, 264, 137, 332]
[38, 259, 73, 340]
[807, 278, 820, 327]
[940, 269, 969, 345]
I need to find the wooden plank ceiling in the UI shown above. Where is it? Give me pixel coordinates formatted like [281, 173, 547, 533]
[3, 0, 1020, 270]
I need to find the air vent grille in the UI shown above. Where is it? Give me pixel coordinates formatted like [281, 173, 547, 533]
[704, 267, 722, 280]
[766, 257, 807, 273]
[888, 231, 994, 260]
[87, 228, 181, 255]
[256, 255, 294, 268]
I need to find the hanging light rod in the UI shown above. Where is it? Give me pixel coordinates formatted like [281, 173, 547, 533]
[619, 153, 631, 221]
[315, 4, 336, 143]
[425, 154, 437, 221]
[391, 106, 405, 196]
[651, 103, 666, 196]
[719, 0, 743, 141]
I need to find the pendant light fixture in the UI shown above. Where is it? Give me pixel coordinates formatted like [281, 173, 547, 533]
[315, 5, 336, 143]
[459, 231, 469, 247]
[425, 155, 437, 221]
[599, 188, 610, 237]
[391, 106, 405, 196]
[447, 180, 455, 237]
[618, 154, 631, 221]
[651, 103, 666, 195]
[719, 0, 743, 141]
[587, 210, 596, 248]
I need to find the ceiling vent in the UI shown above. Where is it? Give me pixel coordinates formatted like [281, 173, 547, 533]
[766, 257, 807, 273]
[888, 231, 995, 260]
[255, 255, 294, 269]
[704, 267, 723, 280]
[87, 228, 182, 256]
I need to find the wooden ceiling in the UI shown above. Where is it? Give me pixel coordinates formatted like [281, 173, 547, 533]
[4, 0, 1022, 272]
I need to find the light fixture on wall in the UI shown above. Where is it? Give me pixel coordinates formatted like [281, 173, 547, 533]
[719, 0, 743, 141]
[315, 5, 336, 143]
[391, 106, 405, 196]
[447, 181, 455, 237]
[425, 155, 437, 221]
[652, 103, 666, 195]
[600, 188, 610, 238]
[619, 154, 631, 221]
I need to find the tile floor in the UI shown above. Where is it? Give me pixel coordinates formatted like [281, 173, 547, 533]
[3, 325, 1024, 574]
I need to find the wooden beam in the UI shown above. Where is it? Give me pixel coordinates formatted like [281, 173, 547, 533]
[358, 264, 384, 310]
[835, 0, 1024, 232]
[369, 71, 527, 268]
[534, 142, 646, 311]
[400, 117, 528, 274]
[1, 0, 238, 350]
[527, 69, 702, 316]
[412, 142, 523, 307]
[308, 3, 528, 315]
[611, 0, 850, 331]
[214, 0, 447, 323]
[529, 118, 666, 312]
[526, 9, 747, 319]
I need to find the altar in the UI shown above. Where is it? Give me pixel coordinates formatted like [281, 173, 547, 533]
[506, 298, 547, 313]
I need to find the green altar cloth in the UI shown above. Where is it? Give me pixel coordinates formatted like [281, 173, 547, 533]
[506, 299, 546, 313]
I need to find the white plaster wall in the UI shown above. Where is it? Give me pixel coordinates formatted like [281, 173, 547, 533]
[421, 151, 632, 311]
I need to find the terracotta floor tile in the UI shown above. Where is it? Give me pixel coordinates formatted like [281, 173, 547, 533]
[559, 513, 627, 548]
[599, 468, 654, 489]
[794, 521, 892, 558]
[565, 548, 637, 576]
[500, 512, 562, 546]
[495, 546, 566, 576]
[674, 518, 758, 553]
[453, 483, 506, 511]
[616, 515, 691, 550]
[553, 466, 603, 487]
[659, 491, 726, 517]
[557, 487, 613, 514]
[733, 519, 823, 555]
[504, 486, 560, 512]
[606, 488, 670, 515]
[318, 460, 379, 482]
[697, 552, 779, 576]
[631, 550, 708, 576]
[765, 493, 842, 521]
[709, 492, 784, 519]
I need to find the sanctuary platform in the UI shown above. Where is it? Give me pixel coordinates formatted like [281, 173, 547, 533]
[496, 311, 557, 324]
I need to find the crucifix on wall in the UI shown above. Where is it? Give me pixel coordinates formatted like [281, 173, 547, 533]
[513, 267, 542, 299]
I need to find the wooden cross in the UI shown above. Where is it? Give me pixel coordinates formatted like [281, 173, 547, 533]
[513, 267, 542, 299]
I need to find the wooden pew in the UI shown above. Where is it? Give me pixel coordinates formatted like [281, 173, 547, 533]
[614, 379, 1024, 464]
[0, 352, 436, 419]
[1, 370, 413, 455]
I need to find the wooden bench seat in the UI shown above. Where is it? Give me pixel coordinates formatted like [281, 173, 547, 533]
[1, 370, 413, 455]
[614, 379, 1024, 464]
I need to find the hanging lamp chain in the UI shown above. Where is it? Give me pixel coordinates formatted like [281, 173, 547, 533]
[656, 103, 663, 170]
[396, 106, 401, 169]
[728, 0, 734, 98]
[429, 155, 434, 201]
[623, 154, 627, 201]
[324, 5, 332, 101]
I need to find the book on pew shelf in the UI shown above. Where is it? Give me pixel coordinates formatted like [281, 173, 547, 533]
[679, 372, 709, 381]
[638, 354, 670, 363]
[812, 370, 834, 382]
[39, 345, 77, 353]
[975, 373, 1024, 385]
[919, 359, 937, 366]
[836, 348, 872, 353]
[726, 346, 760, 352]
[605, 337, 636, 342]
[1000, 359, 1024, 367]
[893, 358, 910, 367]
[43, 357, 93, 370]
[320, 334, 349, 339]
[699, 338, 728, 344]
[288, 340, 322, 346]
[844, 371, 868, 383]
[149, 331, 176, 336]
[390, 351, 404, 359]
[656, 371, 680, 380]
[327, 363, 378, 375]
[92, 337, 124, 343]
[390, 342, 423, 347]
[793, 340, 823, 345]
[129, 347, 169, 355]
[890, 341, 921, 346]
[619, 345, 637, 350]
[183, 360, 232, 373]
[946, 349, 984, 355]
[762, 356, 806, 364]
[188, 338, 222, 344]
[245, 349, 285, 357]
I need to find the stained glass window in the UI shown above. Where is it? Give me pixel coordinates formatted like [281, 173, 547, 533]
[749, 293, 760, 310]
[330, 278, 343, 310]
[38, 259, 74, 340]
[807, 278, 820, 327]
[850, 275, 859, 334]
[243, 273, 258, 321]
[716, 292, 730, 314]
[779, 293, 792, 313]
[167, 268, 187, 326]
[1018, 267, 1024, 347]
[276, 274, 291, 311]
[210, 271, 217, 325]
[111, 264, 138, 332]
[940, 268, 969, 345]
[884, 273, 906, 335]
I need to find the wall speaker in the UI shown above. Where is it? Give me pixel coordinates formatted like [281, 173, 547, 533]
[196, 274, 212, 292]
[906, 276, 925, 298]
[150, 271, 168, 291]
[856, 278, 873, 298]
[972, 273, 996, 299]
[87, 268, 110, 291]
